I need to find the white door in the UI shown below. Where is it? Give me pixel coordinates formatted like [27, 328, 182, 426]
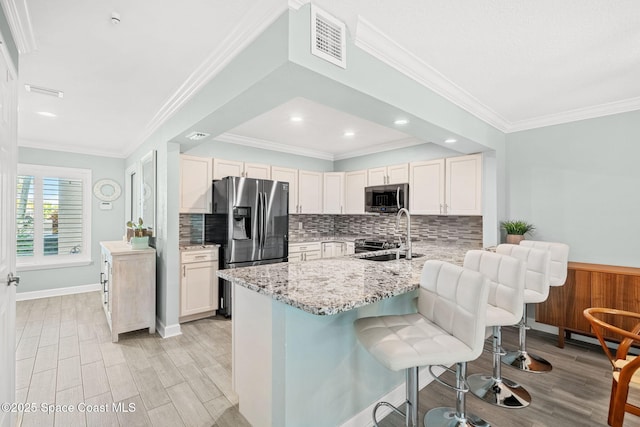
[213, 158, 243, 180]
[244, 162, 270, 180]
[344, 170, 367, 214]
[387, 163, 409, 184]
[271, 166, 298, 214]
[410, 159, 445, 215]
[0, 47, 18, 427]
[322, 172, 344, 214]
[446, 154, 482, 215]
[297, 170, 323, 214]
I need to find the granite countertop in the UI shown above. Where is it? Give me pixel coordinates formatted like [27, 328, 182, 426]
[217, 242, 475, 316]
[179, 243, 220, 251]
[288, 234, 361, 243]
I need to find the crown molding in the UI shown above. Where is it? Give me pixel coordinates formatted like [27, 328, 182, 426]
[333, 137, 425, 160]
[354, 16, 511, 133]
[506, 96, 640, 133]
[18, 138, 126, 158]
[129, 2, 288, 158]
[0, 0, 36, 54]
[216, 133, 335, 161]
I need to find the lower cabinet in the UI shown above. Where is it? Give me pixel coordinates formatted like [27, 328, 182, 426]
[288, 242, 322, 263]
[180, 248, 219, 322]
[100, 241, 156, 343]
[536, 262, 640, 347]
[321, 241, 355, 258]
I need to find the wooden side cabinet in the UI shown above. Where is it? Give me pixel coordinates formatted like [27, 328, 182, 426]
[100, 241, 156, 342]
[536, 262, 640, 347]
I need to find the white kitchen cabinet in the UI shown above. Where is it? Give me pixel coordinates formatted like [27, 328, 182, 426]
[100, 241, 156, 343]
[323, 172, 345, 214]
[179, 154, 212, 213]
[321, 241, 354, 258]
[409, 159, 445, 215]
[446, 154, 482, 215]
[289, 242, 322, 262]
[213, 158, 271, 180]
[344, 170, 367, 214]
[180, 248, 219, 322]
[297, 170, 323, 214]
[367, 164, 409, 185]
[410, 154, 482, 215]
[271, 166, 298, 215]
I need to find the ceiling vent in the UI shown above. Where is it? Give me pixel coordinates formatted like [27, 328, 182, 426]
[310, 5, 346, 69]
[24, 84, 64, 98]
[185, 131, 210, 141]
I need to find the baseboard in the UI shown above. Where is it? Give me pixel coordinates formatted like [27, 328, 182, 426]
[16, 283, 101, 301]
[156, 317, 182, 339]
[340, 365, 446, 427]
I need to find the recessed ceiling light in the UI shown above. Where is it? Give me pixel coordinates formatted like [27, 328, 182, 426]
[394, 119, 409, 125]
[445, 138, 457, 144]
[290, 116, 303, 122]
[185, 131, 210, 141]
[343, 131, 355, 137]
[37, 111, 56, 117]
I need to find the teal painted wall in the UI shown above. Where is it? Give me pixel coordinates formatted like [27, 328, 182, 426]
[334, 142, 463, 171]
[17, 148, 125, 293]
[506, 110, 640, 267]
[186, 140, 332, 171]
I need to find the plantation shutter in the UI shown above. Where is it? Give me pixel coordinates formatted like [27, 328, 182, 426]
[16, 175, 35, 257]
[43, 177, 84, 255]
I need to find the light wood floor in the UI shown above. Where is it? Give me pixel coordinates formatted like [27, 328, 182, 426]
[14, 291, 250, 427]
[14, 292, 636, 427]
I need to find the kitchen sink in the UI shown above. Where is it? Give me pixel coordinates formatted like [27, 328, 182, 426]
[362, 253, 424, 262]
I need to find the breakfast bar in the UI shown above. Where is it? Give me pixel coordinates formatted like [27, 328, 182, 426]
[217, 243, 472, 427]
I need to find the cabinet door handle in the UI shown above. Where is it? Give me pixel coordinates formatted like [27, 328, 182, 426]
[183, 265, 186, 277]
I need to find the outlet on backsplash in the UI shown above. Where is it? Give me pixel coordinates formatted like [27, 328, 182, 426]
[298, 222, 303, 230]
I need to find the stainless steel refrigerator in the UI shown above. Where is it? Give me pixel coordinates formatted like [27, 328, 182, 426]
[206, 177, 289, 317]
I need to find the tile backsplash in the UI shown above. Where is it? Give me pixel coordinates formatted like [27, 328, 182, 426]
[182, 213, 483, 247]
[290, 214, 483, 246]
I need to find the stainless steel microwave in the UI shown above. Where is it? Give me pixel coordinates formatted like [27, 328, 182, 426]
[364, 183, 409, 213]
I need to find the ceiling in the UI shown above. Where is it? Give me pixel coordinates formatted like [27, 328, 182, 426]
[8, 0, 640, 158]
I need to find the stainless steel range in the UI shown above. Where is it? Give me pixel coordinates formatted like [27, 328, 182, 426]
[353, 238, 401, 253]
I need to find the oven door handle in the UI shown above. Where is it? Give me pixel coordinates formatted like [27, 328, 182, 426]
[396, 187, 400, 209]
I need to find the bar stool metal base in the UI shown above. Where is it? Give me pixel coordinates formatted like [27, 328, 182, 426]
[424, 407, 490, 427]
[466, 374, 531, 408]
[502, 350, 552, 373]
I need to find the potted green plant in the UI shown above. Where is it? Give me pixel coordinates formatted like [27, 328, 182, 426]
[126, 217, 149, 249]
[500, 220, 535, 244]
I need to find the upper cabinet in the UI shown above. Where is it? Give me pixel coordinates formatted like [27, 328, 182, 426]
[344, 170, 367, 214]
[410, 154, 482, 215]
[323, 172, 345, 214]
[409, 159, 445, 215]
[271, 166, 298, 215]
[445, 154, 482, 215]
[213, 158, 270, 180]
[367, 164, 409, 185]
[180, 155, 212, 213]
[297, 170, 323, 214]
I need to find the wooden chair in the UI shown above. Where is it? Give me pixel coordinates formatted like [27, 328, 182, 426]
[583, 307, 640, 427]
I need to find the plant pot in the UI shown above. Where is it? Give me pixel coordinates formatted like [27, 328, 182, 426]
[130, 236, 149, 250]
[506, 234, 525, 244]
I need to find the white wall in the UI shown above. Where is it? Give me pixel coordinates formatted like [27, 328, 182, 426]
[506, 110, 640, 267]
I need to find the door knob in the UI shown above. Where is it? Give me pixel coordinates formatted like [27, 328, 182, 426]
[7, 272, 19, 286]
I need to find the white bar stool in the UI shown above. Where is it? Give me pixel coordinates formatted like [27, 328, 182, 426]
[354, 260, 491, 427]
[463, 250, 531, 408]
[501, 240, 570, 372]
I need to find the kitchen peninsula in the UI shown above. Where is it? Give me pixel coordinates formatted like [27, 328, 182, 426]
[217, 242, 473, 427]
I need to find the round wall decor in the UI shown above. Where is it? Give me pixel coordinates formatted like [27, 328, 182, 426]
[93, 179, 122, 202]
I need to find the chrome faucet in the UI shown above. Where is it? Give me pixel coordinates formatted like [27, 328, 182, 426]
[395, 208, 412, 260]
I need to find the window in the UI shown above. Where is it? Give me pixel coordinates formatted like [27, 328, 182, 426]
[16, 164, 92, 270]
